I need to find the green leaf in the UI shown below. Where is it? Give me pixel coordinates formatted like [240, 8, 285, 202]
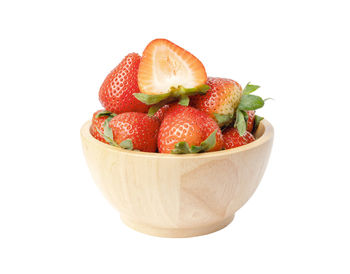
[189, 145, 202, 153]
[242, 110, 248, 121]
[171, 130, 217, 154]
[197, 130, 217, 152]
[178, 95, 190, 106]
[213, 113, 234, 127]
[100, 116, 119, 146]
[96, 128, 113, 145]
[238, 94, 264, 111]
[235, 109, 246, 136]
[134, 84, 210, 107]
[171, 142, 191, 154]
[96, 110, 111, 118]
[133, 93, 171, 105]
[148, 104, 162, 116]
[243, 82, 260, 95]
[119, 139, 133, 150]
[191, 84, 210, 94]
[171, 84, 210, 96]
[103, 117, 114, 140]
[148, 97, 176, 116]
[254, 115, 264, 131]
[95, 110, 116, 118]
[97, 118, 135, 150]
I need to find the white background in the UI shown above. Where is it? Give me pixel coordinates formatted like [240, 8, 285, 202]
[1, 0, 349, 273]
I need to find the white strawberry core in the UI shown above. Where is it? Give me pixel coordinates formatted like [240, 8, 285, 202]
[152, 45, 198, 94]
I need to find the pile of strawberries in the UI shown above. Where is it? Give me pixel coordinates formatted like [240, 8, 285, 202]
[90, 39, 266, 154]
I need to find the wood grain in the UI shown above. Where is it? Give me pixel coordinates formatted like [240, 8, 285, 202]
[80, 119, 274, 237]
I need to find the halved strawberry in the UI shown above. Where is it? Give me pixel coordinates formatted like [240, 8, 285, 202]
[135, 39, 209, 114]
[138, 39, 207, 95]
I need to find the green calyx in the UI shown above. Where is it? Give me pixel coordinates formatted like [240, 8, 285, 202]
[95, 110, 117, 119]
[254, 115, 264, 131]
[238, 94, 265, 111]
[147, 97, 174, 117]
[134, 84, 210, 116]
[234, 109, 247, 136]
[96, 116, 134, 150]
[171, 130, 217, 154]
[213, 83, 265, 128]
[119, 139, 133, 150]
[242, 82, 260, 95]
[232, 82, 269, 136]
[214, 113, 234, 127]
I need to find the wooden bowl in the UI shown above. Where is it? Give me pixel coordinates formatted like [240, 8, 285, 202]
[80, 119, 274, 237]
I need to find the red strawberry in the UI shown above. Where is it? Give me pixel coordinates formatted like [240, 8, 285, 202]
[138, 39, 207, 95]
[158, 106, 203, 153]
[154, 104, 170, 122]
[158, 105, 223, 154]
[191, 77, 242, 126]
[90, 110, 114, 144]
[99, 53, 149, 114]
[109, 112, 160, 152]
[223, 127, 255, 149]
[246, 110, 255, 133]
[195, 110, 224, 152]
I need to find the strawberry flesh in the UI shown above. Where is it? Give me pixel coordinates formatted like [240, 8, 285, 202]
[138, 39, 207, 95]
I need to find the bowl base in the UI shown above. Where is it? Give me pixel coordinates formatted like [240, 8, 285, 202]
[120, 214, 235, 238]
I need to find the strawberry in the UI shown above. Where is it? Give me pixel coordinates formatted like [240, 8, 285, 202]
[99, 53, 149, 114]
[90, 110, 116, 143]
[107, 112, 160, 152]
[195, 110, 224, 152]
[154, 104, 170, 122]
[246, 110, 255, 133]
[134, 39, 209, 114]
[158, 105, 223, 154]
[223, 127, 255, 149]
[138, 39, 207, 95]
[190, 77, 243, 127]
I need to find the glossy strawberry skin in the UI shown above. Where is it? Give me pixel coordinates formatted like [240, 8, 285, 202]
[158, 105, 203, 153]
[158, 105, 223, 153]
[90, 110, 109, 144]
[109, 112, 160, 152]
[191, 77, 242, 124]
[154, 104, 171, 122]
[99, 53, 149, 114]
[195, 110, 224, 152]
[246, 110, 255, 133]
[223, 128, 255, 149]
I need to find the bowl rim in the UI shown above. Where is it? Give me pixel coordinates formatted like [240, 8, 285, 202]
[81, 119, 274, 159]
